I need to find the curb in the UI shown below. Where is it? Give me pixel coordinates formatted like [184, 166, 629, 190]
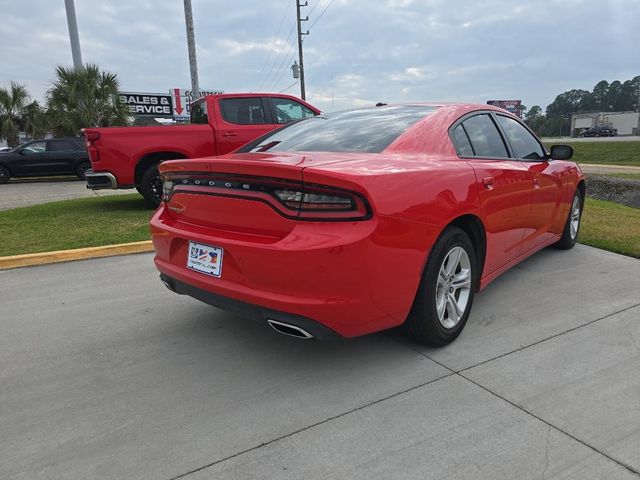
[0, 241, 154, 270]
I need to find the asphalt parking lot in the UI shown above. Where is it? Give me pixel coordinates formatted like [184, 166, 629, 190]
[2, 245, 639, 479]
[0, 178, 132, 211]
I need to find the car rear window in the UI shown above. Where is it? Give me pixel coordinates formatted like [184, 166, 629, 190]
[247, 105, 438, 154]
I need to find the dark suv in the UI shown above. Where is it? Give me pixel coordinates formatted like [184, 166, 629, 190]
[0, 138, 90, 184]
[580, 126, 618, 137]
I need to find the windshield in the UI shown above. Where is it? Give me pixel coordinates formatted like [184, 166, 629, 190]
[246, 105, 438, 154]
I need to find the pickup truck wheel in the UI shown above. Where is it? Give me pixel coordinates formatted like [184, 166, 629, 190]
[0, 165, 10, 184]
[140, 165, 162, 208]
[76, 161, 91, 179]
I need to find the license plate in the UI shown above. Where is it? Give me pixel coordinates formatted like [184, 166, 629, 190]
[187, 241, 223, 277]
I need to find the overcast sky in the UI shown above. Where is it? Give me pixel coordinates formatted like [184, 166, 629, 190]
[1, 0, 639, 112]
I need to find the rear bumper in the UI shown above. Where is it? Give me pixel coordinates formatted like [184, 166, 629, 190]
[160, 273, 341, 340]
[151, 206, 434, 338]
[85, 170, 118, 189]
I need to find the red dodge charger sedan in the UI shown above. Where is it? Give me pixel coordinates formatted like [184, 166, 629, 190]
[150, 103, 584, 345]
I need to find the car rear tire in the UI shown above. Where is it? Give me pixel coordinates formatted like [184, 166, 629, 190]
[403, 226, 477, 346]
[0, 165, 10, 184]
[553, 189, 583, 250]
[139, 164, 162, 208]
[76, 161, 91, 179]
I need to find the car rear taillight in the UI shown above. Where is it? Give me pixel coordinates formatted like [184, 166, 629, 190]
[162, 174, 371, 221]
[274, 190, 354, 210]
[83, 130, 101, 148]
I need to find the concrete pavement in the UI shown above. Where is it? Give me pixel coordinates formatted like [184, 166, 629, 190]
[1, 245, 639, 479]
[0, 178, 133, 211]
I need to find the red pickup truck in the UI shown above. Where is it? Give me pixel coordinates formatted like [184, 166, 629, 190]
[84, 93, 319, 206]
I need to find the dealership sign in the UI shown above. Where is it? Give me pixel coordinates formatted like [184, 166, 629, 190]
[487, 99, 523, 118]
[171, 88, 223, 117]
[119, 92, 173, 116]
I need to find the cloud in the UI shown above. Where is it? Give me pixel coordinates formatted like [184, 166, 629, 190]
[1, 0, 638, 114]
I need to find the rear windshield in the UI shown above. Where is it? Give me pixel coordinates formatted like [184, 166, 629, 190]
[246, 105, 438, 154]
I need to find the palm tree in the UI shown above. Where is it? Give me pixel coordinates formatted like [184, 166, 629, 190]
[0, 82, 30, 148]
[47, 64, 130, 136]
[22, 101, 49, 139]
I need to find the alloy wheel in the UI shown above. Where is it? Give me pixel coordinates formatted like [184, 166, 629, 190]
[570, 195, 581, 239]
[435, 246, 472, 329]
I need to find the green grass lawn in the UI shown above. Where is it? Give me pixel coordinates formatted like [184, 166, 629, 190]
[0, 194, 638, 260]
[542, 141, 640, 167]
[579, 198, 640, 258]
[0, 194, 153, 257]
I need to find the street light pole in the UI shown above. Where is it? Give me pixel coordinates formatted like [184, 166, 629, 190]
[64, 0, 83, 69]
[183, 0, 200, 100]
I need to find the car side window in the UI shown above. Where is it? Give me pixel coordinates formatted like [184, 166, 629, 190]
[190, 100, 208, 125]
[47, 140, 75, 152]
[495, 115, 545, 160]
[461, 114, 509, 158]
[220, 98, 268, 125]
[451, 124, 474, 156]
[269, 97, 316, 124]
[23, 141, 46, 154]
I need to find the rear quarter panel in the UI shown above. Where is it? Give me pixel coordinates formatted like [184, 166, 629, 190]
[303, 156, 481, 324]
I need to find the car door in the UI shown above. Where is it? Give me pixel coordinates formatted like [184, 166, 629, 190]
[44, 139, 80, 174]
[215, 97, 277, 154]
[451, 113, 533, 275]
[494, 114, 565, 250]
[12, 140, 48, 175]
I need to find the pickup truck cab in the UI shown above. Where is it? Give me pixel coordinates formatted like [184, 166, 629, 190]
[84, 93, 320, 206]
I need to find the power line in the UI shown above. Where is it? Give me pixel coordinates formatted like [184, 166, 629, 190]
[307, 0, 322, 17]
[278, 79, 299, 94]
[256, 0, 290, 90]
[260, 24, 297, 91]
[268, 47, 298, 91]
[308, 0, 336, 31]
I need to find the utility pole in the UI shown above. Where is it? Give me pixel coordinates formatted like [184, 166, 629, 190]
[183, 0, 200, 100]
[64, 0, 83, 69]
[295, 0, 308, 100]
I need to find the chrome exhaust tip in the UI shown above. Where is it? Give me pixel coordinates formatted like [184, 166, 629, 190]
[160, 277, 175, 292]
[267, 319, 314, 339]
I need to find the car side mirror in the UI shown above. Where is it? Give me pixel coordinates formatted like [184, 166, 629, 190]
[18, 148, 27, 155]
[549, 144, 573, 160]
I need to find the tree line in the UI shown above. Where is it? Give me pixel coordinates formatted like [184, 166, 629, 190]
[524, 75, 640, 137]
[0, 64, 129, 148]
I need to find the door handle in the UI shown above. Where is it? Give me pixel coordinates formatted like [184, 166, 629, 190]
[223, 132, 238, 137]
[482, 176, 495, 190]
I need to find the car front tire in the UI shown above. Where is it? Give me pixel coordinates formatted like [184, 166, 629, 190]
[553, 189, 583, 250]
[404, 226, 477, 346]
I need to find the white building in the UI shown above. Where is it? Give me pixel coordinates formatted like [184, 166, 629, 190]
[570, 111, 640, 136]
